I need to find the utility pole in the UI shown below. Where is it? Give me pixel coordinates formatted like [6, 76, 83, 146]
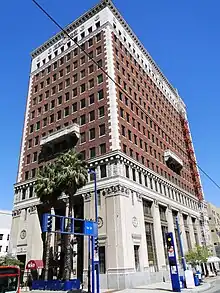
[176, 217, 186, 271]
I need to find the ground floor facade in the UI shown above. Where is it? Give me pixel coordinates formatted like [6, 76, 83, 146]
[9, 151, 207, 289]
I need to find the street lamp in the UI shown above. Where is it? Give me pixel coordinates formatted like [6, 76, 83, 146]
[88, 169, 98, 223]
[88, 168, 99, 293]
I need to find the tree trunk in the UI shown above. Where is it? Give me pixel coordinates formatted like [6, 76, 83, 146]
[63, 195, 74, 280]
[44, 232, 52, 280]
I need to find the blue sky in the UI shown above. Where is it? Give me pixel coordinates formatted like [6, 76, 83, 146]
[1, 0, 220, 210]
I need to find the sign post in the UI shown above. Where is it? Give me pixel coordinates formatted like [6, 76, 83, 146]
[166, 232, 181, 292]
[42, 213, 99, 293]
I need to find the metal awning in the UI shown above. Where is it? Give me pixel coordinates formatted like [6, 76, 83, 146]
[26, 260, 44, 270]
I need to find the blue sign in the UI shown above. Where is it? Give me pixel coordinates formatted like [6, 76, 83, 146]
[84, 220, 98, 237]
[166, 232, 181, 292]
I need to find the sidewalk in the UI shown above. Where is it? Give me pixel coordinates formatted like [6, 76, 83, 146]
[101, 280, 212, 293]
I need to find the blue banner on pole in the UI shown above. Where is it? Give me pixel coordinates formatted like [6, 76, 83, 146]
[166, 232, 181, 292]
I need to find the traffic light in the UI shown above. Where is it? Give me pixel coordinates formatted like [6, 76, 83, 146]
[47, 215, 53, 232]
[167, 235, 173, 250]
[94, 237, 99, 252]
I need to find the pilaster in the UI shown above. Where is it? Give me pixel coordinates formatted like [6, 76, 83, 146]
[153, 200, 166, 269]
[178, 213, 188, 254]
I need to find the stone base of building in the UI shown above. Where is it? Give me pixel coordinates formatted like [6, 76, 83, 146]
[83, 269, 170, 290]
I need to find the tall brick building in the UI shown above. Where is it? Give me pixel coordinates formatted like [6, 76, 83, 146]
[10, 0, 207, 289]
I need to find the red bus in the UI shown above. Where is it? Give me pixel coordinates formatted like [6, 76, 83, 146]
[0, 266, 20, 293]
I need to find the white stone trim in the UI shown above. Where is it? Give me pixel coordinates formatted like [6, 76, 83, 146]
[17, 75, 33, 183]
[104, 26, 120, 151]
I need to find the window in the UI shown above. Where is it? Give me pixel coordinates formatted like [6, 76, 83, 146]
[90, 147, 96, 158]
[29, 186, 33, 198]
[80, 98, 86, 109]
[88, 38, 93, 47]
[65, 78, 70, 87]
[99, 124, 105, 136]
[73, 88, 77, 97]
[98, 106, 105, 118]
[34, 136, 39, 145]
[89, 111, 95, 122]
[98, 89, 104, 100]
[100, 143, 106, 155]
[33, 152, 37, 162]
[89, 128, 95, 140]
[96, 46, 102, 55]
[80, 56, 85, 65]
[89, 64, 94, 74]
[50, 100, 55, 109]
[64, 107, 69, 117]
[26, 155, 30, 165]
[145, 222, 157, 269]
[36, 121, 40, 131]
[0, 234, 3, 240]
[81, 69, 86, 79]
[97, 74, 103, 84]
[80, 115, 86, 125]
[0, 246, 2, 252]
[97, 59, 102, 68]
[89, 94, 95, 104]
[30, 124, 34, 133]
[73, 48, 78, 56]
[7, 234, 9, 241]
[134, 245, 140, 271]
[57, 96, 62, 105]
[96, 21, 100, 28]
[80, 132, 86, 144]
[100, 165, 107, 178]
[89, 79, 94, 89]
[57, 110, 62, 120]
[72, 102, 77, 112]
[50, 114, 54, 123]
[81, 83, 86, 93]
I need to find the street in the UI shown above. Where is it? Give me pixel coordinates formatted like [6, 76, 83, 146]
[207, 279, 220, 293]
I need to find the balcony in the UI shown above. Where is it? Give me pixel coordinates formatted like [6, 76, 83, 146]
[164, 149, 183, 174]
[39, 124, 80, 162]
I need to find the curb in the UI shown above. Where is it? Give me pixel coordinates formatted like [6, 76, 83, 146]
[182, 283, 211, 293]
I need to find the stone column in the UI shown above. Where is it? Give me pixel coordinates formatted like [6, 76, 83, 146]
[153, 200, 166, 269]
[188, 216, 196, 249]
[178, 213, 188, 254]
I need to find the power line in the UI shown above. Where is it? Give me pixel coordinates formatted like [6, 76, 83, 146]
[32, 0, 220, 194]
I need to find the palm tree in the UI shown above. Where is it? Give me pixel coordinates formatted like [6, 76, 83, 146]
[35, 163, 61, 280]
[55, 149, 88, 280]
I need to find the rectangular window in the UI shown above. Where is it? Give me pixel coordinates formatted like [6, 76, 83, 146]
[80, 115, 86, 125]
[100, 143, 106, 155]
[80, 132, 86, 144]
[80, 98, 86, 109]
[72, 102, 77, 112]
[97, 74, 103, 84]
[89, 128, 95, 140]
[99, 124, 105, 136]
[89, 94, 95, 104]
[81, 83, 86, 93]
[98, 89, 104, 100]
[100, 165, 107, 178]
[98, 106, 105, 118]
[89, 64, 94, 74]
[90, 147, 96, 158]
[96, 46, 102, 55]
[89, 110, 95, 122]
[134, 245, 140, 271]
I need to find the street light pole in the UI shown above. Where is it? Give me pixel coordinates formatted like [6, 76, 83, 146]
[88, 169, 99, 293]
